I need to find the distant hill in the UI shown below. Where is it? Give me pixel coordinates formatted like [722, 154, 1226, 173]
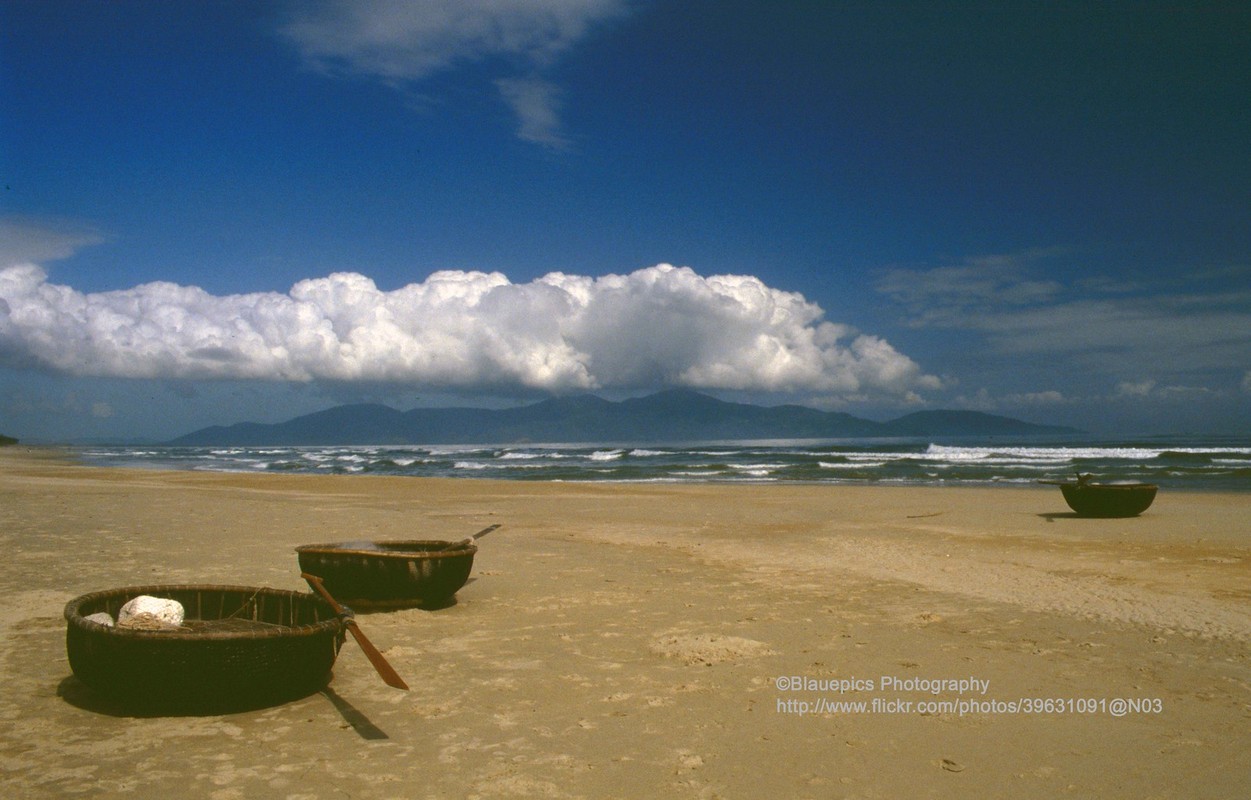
[0, 433, 17, 446]
[167, 389, 1081, 446]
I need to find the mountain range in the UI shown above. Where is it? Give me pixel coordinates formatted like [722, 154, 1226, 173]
[167, 389, 1081, 446]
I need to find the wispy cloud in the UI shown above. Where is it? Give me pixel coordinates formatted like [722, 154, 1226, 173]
[0, 263, 939, 402]
[875, 249, 1065, 327]
[280, 0, 627, 147]
[876, 251, 1251, 388]
[495, 76, 568, 148]
[1115, 380, 1156, 398]
[950, 388, 1069, 413]
[0, 217, 106, 267]
[1116, 379, 1224, 402]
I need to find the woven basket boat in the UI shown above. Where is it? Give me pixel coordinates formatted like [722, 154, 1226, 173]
[1059, 481, 1158, 517]
[1041, 474, 1158, 518]
[64, 585, 347, 712]
[296, 540, 477, 609]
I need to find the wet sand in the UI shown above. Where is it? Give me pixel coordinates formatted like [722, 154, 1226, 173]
[2, 446, 1249, 799]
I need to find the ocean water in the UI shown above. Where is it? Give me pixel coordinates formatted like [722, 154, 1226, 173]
[75, 436, 1251, 492]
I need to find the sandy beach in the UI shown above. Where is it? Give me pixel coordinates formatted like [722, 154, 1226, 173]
[2, 446, 1248, 799]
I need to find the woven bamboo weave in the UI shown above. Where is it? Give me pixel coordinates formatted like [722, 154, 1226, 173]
[65, 585, 347, 712]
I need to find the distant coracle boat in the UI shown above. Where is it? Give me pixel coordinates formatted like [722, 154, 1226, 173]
[1041, 474, 1158, 518]
[296, 533, 489, 610]
[296, 524, 498, 610]
[64, 584, 348, 713]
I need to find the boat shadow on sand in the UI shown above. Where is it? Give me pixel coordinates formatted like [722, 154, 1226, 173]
[57, 676, 390, 739]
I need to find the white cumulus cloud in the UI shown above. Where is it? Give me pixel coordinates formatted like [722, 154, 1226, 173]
[0, 263, 939, 401]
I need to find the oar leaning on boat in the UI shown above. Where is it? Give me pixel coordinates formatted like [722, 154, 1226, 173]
[301, 573, 409, 691]
[440, 523, 502, 551]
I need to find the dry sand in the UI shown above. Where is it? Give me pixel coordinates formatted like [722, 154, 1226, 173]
[1, 446, 1248, 799]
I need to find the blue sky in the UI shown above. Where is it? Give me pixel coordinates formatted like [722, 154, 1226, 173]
[2, 0, 1249, 442]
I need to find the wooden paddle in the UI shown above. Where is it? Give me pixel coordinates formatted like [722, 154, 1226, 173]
[440, 523, 502, 551]
[301, 572, 409, 691]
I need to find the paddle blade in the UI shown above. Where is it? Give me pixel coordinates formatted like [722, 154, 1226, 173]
[302, 572, 409, 691]
[472, 523, 502, 540]
[344, 621, 409, 691]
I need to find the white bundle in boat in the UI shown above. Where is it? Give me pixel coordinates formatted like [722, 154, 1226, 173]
[116, 595, 185, 630]
[84, 612, 115, 627]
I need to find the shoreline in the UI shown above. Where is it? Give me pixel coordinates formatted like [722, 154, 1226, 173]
[2, 447, 1248, 798]
[18, 441, 1251, 495]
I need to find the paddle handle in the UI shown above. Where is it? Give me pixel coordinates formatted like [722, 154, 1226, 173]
[302, 573, 409, 691]
[441, 523, 502, 551]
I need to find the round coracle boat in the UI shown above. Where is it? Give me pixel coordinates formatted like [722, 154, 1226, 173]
[1046, 475, 1158, 518]
[296, 540, 477, 609]
[64, 585, 347, 712]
